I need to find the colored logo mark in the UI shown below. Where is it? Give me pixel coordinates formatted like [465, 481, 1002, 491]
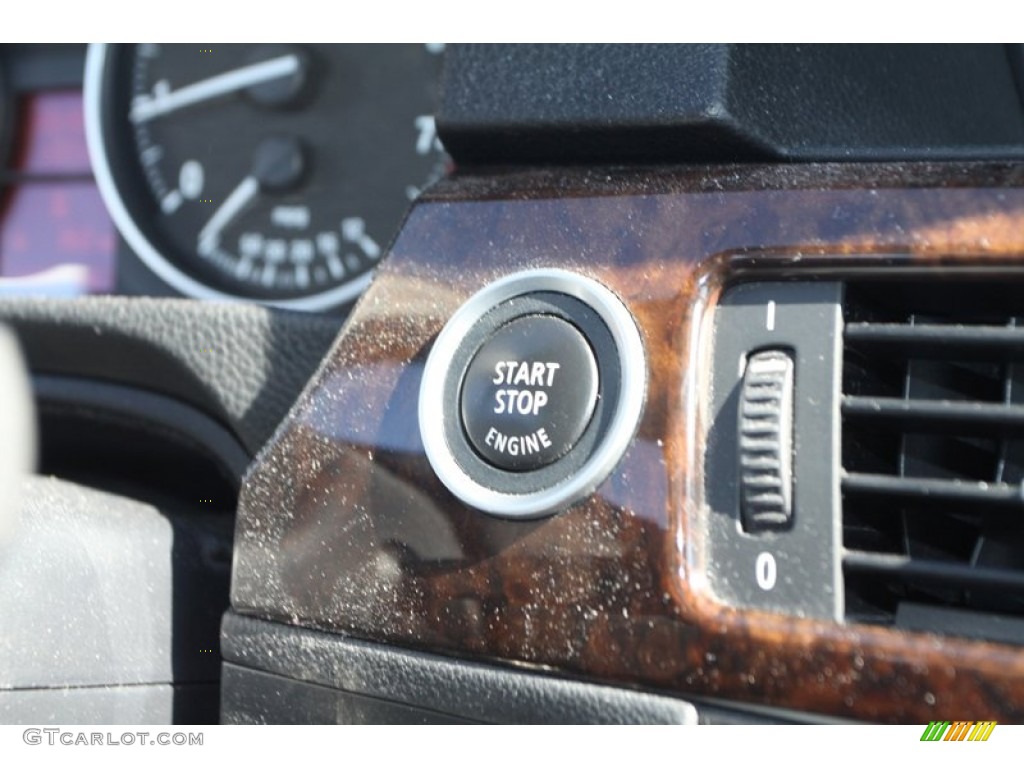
[920, 721, 996, 741]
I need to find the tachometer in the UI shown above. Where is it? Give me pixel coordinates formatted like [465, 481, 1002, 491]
[85, 44, 447, 311]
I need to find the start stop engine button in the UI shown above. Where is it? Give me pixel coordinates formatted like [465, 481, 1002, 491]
[419, 269, 646, 519]
[460, 314, 599, 472]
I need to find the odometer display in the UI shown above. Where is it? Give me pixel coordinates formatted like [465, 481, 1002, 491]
[86, 44, 447, 310]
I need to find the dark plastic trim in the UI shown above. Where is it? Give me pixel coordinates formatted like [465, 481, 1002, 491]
[222, 613, 696, 725]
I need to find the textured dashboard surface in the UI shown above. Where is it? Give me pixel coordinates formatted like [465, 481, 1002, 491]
[440, 45, 1024, 164]
[222, 613, 697, 724]
[0, 297, 342, 454]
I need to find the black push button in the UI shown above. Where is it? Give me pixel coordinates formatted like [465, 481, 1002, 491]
[460, 314, 599, 471]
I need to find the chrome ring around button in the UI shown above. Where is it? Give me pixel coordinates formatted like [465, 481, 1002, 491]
[418, 268, 647, 519]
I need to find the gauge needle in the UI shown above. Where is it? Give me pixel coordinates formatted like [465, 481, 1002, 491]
[197, 176, 259, 256]
[130, 54, 301, 123]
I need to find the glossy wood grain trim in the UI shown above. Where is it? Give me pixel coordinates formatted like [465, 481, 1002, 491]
[232, 162, 1024, 722]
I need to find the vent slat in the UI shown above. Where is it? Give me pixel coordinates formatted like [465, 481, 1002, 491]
[842, 396, 1024, 438]
[841, 282, 1024, 643]
[845, 322, 1024, 360]
[842, 471, 1024, 507]
[843, 552, 1024, 594]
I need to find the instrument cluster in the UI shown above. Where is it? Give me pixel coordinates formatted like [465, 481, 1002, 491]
[0, 44, 448, 312]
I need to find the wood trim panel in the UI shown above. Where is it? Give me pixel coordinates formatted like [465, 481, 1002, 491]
[232, 162, 1024, 722]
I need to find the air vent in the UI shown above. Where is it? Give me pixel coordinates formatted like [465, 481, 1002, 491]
[842, 280, 1024, 643]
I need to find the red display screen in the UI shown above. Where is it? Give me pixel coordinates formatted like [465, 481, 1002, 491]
[15, 89, 92, 174]
[0, 90, 115, 296]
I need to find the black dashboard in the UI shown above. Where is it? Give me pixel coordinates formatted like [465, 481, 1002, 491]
[6, 44, 1024, 728]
